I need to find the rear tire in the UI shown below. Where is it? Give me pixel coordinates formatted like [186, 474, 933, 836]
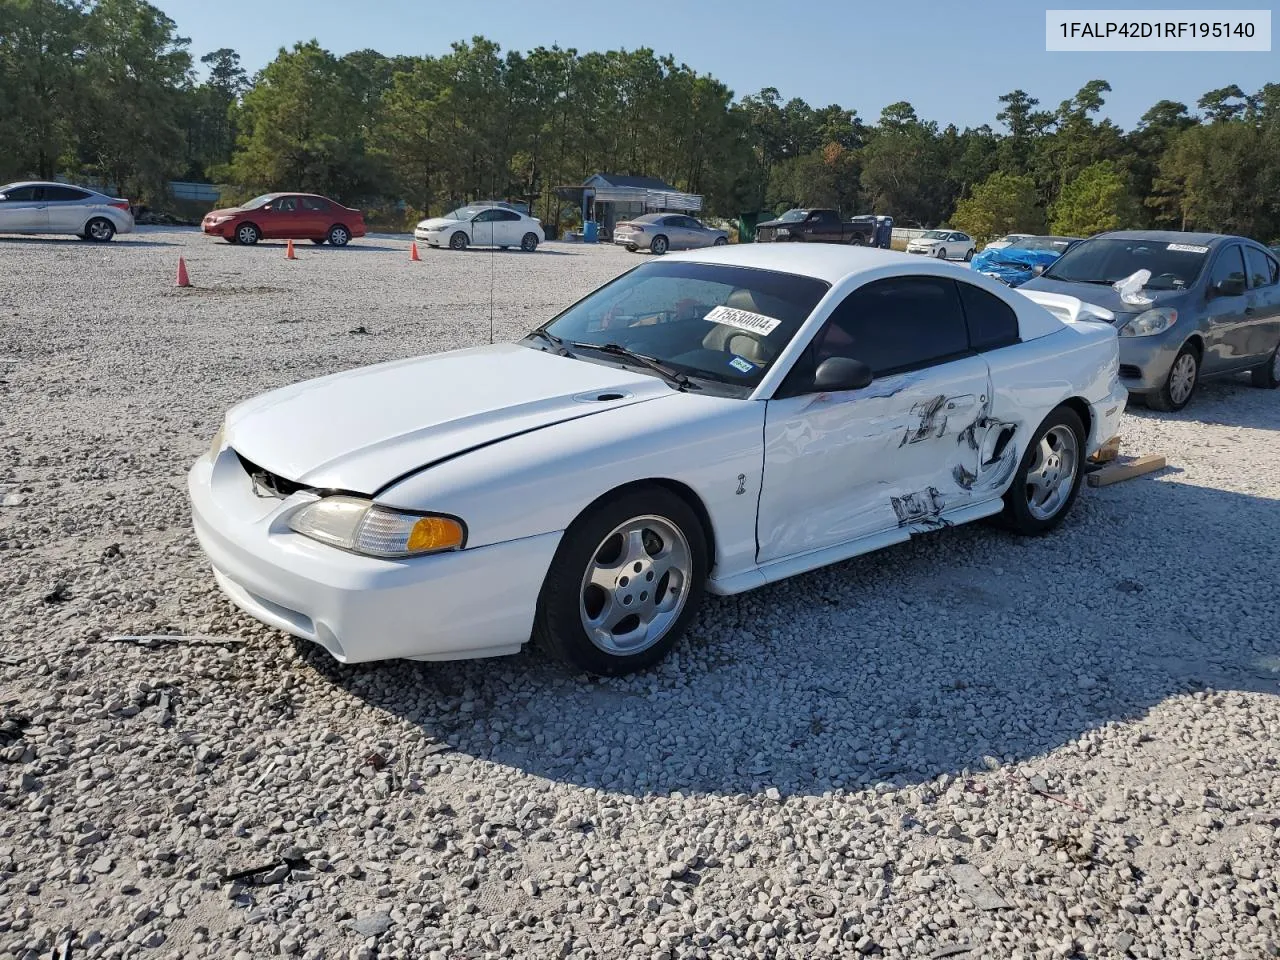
[327, 224, 350, 246]
[1147, 342, 1199, 411]
[534, 487, 707, 676]
[1000, 406, 1086, 536]
[626, 244, 638, 253]
[1250, 343, 1280, 389]
[85, 218, 115, 242]
[521, 232, 539, 252]
[713, 236, 728, 246]
[848, 234, 863, 246]
[650, 235, 669, 255]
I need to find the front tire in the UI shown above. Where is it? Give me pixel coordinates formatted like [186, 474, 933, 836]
[650, 235, 669, 255]
[1250, 342, 1280, 389]
[1147, 342, 1199, 411]
[520, 232, 539, 252]
[534, 487, 707, 676]
[1000, 407, 1085, 536]
[626, 244, 638, 253]
[85, 218, 115, 242]
[935, 247, 947, 259]
[449, 231, 469, 251]
[714, 236, 728, 246]
[236, 223, 260, 245]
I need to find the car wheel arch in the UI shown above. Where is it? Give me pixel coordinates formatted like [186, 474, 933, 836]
[568, 477, 718, 573]
[1058, 396, 1093, 447]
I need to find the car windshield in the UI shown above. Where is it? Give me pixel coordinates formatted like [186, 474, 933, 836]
[1008, 237, 1075, 253]
[1043, 237, 1210, 290]
[240, 194, 279, 209]
[776, 209, 809, 222]
[534, 260, 830, 391]
[445, 207, 483, 220]
[921, 230, 949, 240]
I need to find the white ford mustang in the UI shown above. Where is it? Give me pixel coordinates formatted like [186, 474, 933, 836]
[189, 245, 1126, 675]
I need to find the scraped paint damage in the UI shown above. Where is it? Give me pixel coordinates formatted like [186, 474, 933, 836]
[952, 394, 1019, 492]
[892, 486, 947, 529]
[900, 395, 949, 446]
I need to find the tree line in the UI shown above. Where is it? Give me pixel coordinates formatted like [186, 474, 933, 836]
[3, 0, 1278, 241]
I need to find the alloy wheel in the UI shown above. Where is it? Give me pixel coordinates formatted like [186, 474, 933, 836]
[1025, 425, 1079, 521]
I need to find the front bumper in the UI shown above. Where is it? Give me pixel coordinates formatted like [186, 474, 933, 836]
[413, 229, 447, 245]
[906, 246, 937, 256]
[202, 221, 233, 238]
[1088, 380, 1129, 457]
[1115, 326, 1189, 394]
[188, 449, 562, 663]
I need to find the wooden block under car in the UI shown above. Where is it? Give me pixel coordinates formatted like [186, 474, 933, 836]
[1086, 454, 1167, 488]
[1089, 435, 1121, 464]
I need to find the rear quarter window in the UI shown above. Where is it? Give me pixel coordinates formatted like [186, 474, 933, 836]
[956, 281, 1019, 351]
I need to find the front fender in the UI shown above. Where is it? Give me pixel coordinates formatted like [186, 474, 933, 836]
[375, 394, 767, 582]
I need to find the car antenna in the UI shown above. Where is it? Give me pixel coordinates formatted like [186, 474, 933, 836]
[488, 239, 496, 344]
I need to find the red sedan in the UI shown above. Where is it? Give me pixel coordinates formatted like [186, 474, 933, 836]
[202, 193, 367, 246]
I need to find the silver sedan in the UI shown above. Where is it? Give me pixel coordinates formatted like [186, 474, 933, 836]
[0, 181, 135, 241]
[614, 213, 728, 255]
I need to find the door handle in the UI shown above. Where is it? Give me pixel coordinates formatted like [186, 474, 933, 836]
[1244, 306, 1255, 316]
[945, 395, 977, 411]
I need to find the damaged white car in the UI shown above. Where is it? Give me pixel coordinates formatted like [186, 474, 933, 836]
[189, 245, 1126, 676]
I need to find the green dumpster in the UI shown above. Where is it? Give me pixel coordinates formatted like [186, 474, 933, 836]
[736, 212, 763, 244]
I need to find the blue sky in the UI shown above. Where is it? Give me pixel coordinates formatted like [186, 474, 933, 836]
[154, 0, 1275, 130]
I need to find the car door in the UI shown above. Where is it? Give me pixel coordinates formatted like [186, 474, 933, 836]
[1201, 244, 1252, 372]
[271, 196, 305, 238]
[44, 186, 92, 231]
[682, 216, 713, 248]
[300, 196, 330, 237]
[1242, 245, 1280, 362]
[471, 209, 497, 247]
[0, 185, 49, 232]
[494, 210, 523, 246]
[757, 275, 990, 562]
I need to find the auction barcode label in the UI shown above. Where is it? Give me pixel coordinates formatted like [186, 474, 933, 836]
[705, 305, 782, 336]
[1046, 9, 1271, 50]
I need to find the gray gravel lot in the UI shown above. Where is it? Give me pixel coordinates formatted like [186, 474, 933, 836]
[0, 228, 1277, 960]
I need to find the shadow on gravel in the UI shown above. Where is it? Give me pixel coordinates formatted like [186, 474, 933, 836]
[1123, 378, 1280, 433]
[0, 236, 181, 248]
[311, 474, 1279, 799]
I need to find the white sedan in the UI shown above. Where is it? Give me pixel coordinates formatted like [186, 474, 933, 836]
[189, 246, 1126, 675]
[414, 204, 544, 252]
[907, 229, 976, 261]
[0, 180, 134, 241]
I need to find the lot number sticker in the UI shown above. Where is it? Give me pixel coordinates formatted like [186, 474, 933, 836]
[1167, 243, 1209, 254]
[728, 356, 755, 374]
[705, 304, 781, 336]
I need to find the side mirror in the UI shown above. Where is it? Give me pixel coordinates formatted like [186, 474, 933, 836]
[813, 356, 873, 392]
[1031, 264, 1046, 276]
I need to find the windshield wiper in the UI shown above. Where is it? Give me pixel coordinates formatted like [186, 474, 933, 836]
[567, 341, 696, 391]
[528, 329, 572, 356]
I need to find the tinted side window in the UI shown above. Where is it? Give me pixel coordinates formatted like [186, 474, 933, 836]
[1244, 247, 1275, 288]
[45, 186, 89, 201]
[275, 197, 298, 212]
[1208, 246, 1246, 293]
[957, 281, 1020, 351]
[301, 196, 329, 212]
[1, 186, 39, 201]
[497, 210, 521, 221]
[816, 276, 971, 376]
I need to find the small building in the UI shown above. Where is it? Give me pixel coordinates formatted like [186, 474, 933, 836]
[554, 173, 703, 240]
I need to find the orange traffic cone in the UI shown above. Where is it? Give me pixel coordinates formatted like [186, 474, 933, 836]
[175, 257, 191, 287]
[410, 241, 421, 261]
[285, 239, 296, 260]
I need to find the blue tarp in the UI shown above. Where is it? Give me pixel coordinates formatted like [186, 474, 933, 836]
[970, 239, 1077, 287]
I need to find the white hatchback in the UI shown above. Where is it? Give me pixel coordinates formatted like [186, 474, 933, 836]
[0, 181, 135, 241]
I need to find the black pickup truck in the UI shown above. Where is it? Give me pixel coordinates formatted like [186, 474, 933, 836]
[755, 208, 877, 244]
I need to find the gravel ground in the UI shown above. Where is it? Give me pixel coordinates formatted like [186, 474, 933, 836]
[1, 228, 1277, 960]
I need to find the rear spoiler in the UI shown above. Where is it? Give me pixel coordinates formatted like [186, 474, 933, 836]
[1017, 289, 1115, 325]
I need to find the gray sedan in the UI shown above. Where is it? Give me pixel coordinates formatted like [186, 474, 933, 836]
[613, 213, 728, 255]
[0, 181, 135, 241]
[1022, 230, 1280, 410]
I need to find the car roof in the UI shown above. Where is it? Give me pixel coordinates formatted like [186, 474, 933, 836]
[664, 242, 945, 284]
[1091, 229, 1232, 246]
[2, 180, 101, 192]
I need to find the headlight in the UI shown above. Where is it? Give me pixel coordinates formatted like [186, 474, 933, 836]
[1119, 307, 1177, 337]
[212, 215, 232, 225]
[287, 496, 465, 558]
[209, 423, 226, 461]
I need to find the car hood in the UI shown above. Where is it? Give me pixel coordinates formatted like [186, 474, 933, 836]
[910, 238, 941, 245]
[756, 218, 800, 229]
[224, 343, 672, 493]
[1020, 276, 1192, 322]
[204, 207, 243, 219]
[416, 217, 464, 230]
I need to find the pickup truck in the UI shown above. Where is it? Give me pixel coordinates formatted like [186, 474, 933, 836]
[755, 208, 877, 244]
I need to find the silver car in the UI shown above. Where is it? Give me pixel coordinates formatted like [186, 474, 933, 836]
[613, 213, 728, 255]
[0, 181, 135, 241]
